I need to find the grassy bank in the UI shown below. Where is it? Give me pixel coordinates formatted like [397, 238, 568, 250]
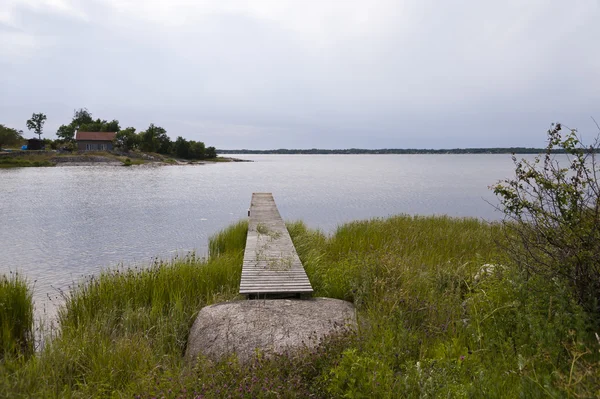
[1, 216, 598, 397]
[0, 154, 55, 168]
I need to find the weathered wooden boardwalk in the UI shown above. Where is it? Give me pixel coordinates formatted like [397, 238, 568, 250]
[240, 193, 313, 297]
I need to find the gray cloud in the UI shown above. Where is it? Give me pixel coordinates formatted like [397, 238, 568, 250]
[1, 0, 599, 149]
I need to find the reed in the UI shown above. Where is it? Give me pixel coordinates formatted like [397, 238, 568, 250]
[0, 273, 33, 358]
[209, 219, 248, 257]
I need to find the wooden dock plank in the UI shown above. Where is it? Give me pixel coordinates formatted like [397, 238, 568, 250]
[239, 193, 313, 296]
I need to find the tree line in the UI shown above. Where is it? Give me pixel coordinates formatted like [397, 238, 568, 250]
[217, 147, 584, 155]
[1, 109, 217, 160]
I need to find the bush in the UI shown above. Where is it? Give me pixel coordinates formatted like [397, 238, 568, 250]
[491, 123, 600, 319]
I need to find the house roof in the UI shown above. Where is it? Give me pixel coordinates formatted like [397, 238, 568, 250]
[75, 132, 117, 141]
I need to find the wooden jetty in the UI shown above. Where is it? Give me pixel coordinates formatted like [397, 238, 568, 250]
[240, 193, 313, 298]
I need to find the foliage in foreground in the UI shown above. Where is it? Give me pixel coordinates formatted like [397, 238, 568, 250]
[0, 221, 247, 397]
[289, 215, 599, 397]
[1, 214, 599, 397]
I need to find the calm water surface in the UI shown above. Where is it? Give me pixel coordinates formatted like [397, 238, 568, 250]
[0, 154, 521, 318]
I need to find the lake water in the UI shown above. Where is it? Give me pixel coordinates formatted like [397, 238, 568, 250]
[0, 154, 523, 319]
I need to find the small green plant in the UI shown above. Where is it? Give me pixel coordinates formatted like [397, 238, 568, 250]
[256, 223, 281, 240]
[122, 157, 132, 166]
[266, 254, 294, 271]
[256, 223, 269, 235]
[327, 348, 394, 398]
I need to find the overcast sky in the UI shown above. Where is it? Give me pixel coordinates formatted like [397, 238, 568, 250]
[1, 0, 599, 149]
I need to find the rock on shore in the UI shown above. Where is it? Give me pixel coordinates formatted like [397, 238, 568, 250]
[185, 298, 356, 363]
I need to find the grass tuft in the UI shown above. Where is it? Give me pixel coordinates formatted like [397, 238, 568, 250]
[0, 273, 34, 359]
[208, 220, 248, 258]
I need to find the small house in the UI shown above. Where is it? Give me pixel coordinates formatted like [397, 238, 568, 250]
[76, 132, 116, 151]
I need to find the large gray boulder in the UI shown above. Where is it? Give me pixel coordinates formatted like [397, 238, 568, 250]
[185, 297, 356, 363]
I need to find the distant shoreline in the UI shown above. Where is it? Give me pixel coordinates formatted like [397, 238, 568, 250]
[218, 148, 582, 155]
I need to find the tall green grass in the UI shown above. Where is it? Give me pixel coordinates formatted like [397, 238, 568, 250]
[209, 219, 249, 258]
[0, 221, 247, 397]
[0, 273, 33, 359]
[289, 215, 600, 397]
[1, 216, 598, 397]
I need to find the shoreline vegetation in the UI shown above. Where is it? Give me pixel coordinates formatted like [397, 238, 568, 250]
[0, 150, 250, 168]
[2, 108, 241, 168]
[1, 215, 598, 397]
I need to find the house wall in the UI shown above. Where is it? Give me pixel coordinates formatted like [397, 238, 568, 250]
[77, 141, 113, 151]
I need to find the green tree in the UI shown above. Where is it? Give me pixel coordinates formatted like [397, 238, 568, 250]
[188, 140, 206, 159]
[56, 124, 76, 141]
[139, 124, 170, 154]
[102, 119, 121, 132]
[79, 118, 120, 132]
[68, 109, 120, 133]
[156, 132, 172, 154]
[206, 146, 217, 159]
[492, 123, 600, 318]
[0, 124, 23, 149]
[72, 108, 94, 128]
[43, 138, 58, 150]
[79, 120, 101, 132]
[174, 136, 190, 158]
[26, 113, 47, 139]
[56, 109, 92, 141]
[114, 128, 139, 152]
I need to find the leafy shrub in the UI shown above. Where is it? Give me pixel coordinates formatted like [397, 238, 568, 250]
[492, 123, 600, 318]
